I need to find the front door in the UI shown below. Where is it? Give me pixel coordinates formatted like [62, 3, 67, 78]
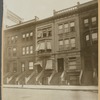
[57, 58, 64, 72]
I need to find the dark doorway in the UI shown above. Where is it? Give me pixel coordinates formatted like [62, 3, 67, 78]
[57, 58, 64, 72]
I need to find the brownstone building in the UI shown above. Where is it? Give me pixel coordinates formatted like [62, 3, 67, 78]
[79, 0, 98, 85]
[3, 17, 38, 84]
[3, 0, 98, 85]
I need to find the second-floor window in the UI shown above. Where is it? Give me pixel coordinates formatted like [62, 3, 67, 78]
[30, 46, 33, 54]
[29, 62, 34, 70]
[70, 38, 75, 49]
[22, 47, 25, 55]
[26, 46, 29, 54]
[65, 39, 70, 49]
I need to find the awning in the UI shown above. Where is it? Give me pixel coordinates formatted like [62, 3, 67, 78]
[45, 60, 53, 69]
[34, 61, 42, 67]
[39, 42, 45, 50]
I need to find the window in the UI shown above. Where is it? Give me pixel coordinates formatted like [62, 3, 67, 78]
[26, 33, 29, 37]
[13, 63, 17, 72]
[30, 32, 33, 39]
[68, 61, 76, 70]
[23, 34, 25, 39]
[65, 39, 69, 49]
[30, 32, 33, 36]
[70, 22, 75, 32]
[69, 57, 76, 60]
[64, 23, 69, 33]
[26, 33, 29, 40]
[11, 36, 14, 43]
[59, 40, 63, 50]
[8, 47, 11, 56]
[26, 46, 29, 54]
[48, 30, 52, 36]
[43, 31, 47, 37]
[11, 37, 14, 41]
[58, 24, 63, 29]
[86, 35, 89, 41]
[13, 47, 17, 56]
[58, 24, 63, 34]
[59, 40, 63, 46]
[22, 47, 25, 55]
[39, 42, 45, 52]
[84, 19, 89, 27]
[92, 17, 97, 26]
[15, 36, 18, 42]
[92, 33, 97, 41]
[29, 62, 33, 70]
[47, 42, 51, 52]
[37, 31, 42, 38]
[21, 63, 25, 72]
[70, 38, 75, 48]
[30, 46, 33, 54]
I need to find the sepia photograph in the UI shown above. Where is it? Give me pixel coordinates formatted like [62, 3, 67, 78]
[2, 0, 98, 100]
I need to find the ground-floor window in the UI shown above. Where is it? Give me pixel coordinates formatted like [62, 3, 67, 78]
[21, 63, 25, 72]
[29, 62, 34, 70]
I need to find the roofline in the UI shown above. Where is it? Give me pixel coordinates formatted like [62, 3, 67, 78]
[4, 0, 98, 31]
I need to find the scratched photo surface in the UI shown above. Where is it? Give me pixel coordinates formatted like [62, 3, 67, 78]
[3, 0, 98, 100]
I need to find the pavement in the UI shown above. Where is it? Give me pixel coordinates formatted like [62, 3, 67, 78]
[3, 85, 98, 91]
[3, 86, 98, 100]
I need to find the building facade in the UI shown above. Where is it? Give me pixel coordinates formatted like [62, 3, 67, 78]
[79, 0, 98, 85]
[3, 17, 37, 84]
[3, 0, 98, 85]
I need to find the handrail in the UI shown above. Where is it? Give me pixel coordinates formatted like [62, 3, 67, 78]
[54, 6, 77, 15]
[60, 71, 65, 81]
[79, 70, 83, 85]
[16, 71, 27, 81]
[36, 70, 44, 82]
[48, 70, 56, 85]
[25, 71, 36, 84]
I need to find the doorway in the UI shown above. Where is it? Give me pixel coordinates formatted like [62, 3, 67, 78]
[57, 58, 64, 72]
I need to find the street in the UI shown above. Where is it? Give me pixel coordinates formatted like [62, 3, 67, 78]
[3, 87, 98, 100]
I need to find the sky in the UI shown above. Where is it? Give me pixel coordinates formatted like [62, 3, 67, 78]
[4, 0, 92, 21]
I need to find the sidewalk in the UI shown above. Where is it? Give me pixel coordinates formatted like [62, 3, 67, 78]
[3, 85, 98, 91]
